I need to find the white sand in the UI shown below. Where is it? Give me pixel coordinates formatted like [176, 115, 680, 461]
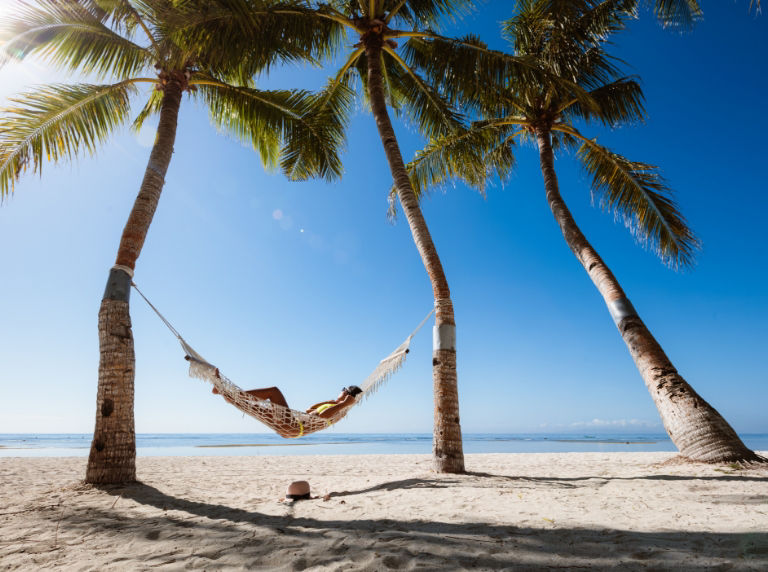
[1, 452, 767, 570]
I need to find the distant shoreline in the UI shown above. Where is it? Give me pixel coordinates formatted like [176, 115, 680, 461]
[2, 433, 767, 459]
[551, 439, 657, 444]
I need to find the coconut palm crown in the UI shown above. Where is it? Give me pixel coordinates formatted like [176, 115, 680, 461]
[0, 0, 347, 195]
[406, 0, 697, 267]
[402, 0, 762, 463]
[0, 0, 348, 484]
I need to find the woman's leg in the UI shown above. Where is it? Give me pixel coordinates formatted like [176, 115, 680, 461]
[243, 387, 290, 408]
[212, 386, 290, 408]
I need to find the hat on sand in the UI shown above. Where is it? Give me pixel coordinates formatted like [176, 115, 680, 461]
[286, 480, 311, 501]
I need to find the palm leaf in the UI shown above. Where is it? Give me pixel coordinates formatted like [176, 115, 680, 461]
[90, 0, 155, 35]
[563, 76, 645, 126]
[131, 87, 164, 132]
[652, 0, 702, 29]
[0, 82, 136, 197]
[382, 48, 464, 138]
[405, 123, 517, 198]
[163, 0, 345, 80]
[569, 131, 699, 268]
[383, 0, 476, 28]
[195, 75, 351, 181]
[402, 35, 598, 118]
[281, 77, 354, 181]
[0, 0, 152, 78]
[503, 0, 636, 90]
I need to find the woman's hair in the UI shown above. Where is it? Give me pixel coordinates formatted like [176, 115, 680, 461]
[344, 385, 363, 397]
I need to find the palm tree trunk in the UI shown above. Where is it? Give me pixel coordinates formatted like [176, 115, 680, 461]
[535, 128, 759, 463]
[86, 76, 185, 484]
[365, 38, 464, 473]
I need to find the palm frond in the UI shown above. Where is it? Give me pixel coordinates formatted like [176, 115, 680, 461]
[90, 0, 154, 36]
[195, 75, 351, 181]
[382, 47, 464, 138]
[504, 0, 636, 85]
[383, 48, 464, 137]
[405, 123, 517, 198]
[550, 0, 637, 56]
[569, 131, 699, 268]
[0, 0, 153, 78]
[0, 82, 136, 197]
[195, 79, 288, 171]
[383, 0, 476, 28]
[131, 87, 164, 132]
[572, 47, 627, 92]
[402, 34, 497, 110]
[574, 0, 638, 39]
[163, 0, 345, 79]
[281, 77, 355, 181]
[549, 127, 579, 153]
[563, 76, 645, 126]
[652, 0, 702, 29]
[402, 35, 598, 118]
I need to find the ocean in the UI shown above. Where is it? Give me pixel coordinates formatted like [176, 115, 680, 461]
[2, 433, 767, 457]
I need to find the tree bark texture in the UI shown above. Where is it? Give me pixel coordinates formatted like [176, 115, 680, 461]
[86, 78, 184, 484]
[535, 129, 759, 463]
[365, 38, 464, 473]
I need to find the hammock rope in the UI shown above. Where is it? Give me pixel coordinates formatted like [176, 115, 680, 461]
[131, 280, 434, 438]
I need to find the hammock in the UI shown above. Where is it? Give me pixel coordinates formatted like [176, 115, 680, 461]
[132, 280, 433, 438]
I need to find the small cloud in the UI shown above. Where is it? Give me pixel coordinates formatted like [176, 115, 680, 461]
[570, 418, 659, 429]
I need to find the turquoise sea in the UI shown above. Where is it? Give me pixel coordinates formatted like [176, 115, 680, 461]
[1, 433, 767, 458]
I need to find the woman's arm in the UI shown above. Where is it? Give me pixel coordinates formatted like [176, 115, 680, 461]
[314, 394, 356, 419]
[305, 400, 335, 413]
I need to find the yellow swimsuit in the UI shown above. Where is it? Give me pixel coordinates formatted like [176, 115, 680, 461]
[290, 404, 334, 438]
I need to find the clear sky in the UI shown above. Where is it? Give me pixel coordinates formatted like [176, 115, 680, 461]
[0, 1, 766, 436]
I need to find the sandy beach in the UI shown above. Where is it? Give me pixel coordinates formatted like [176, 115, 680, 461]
[1, 452, 767, 570]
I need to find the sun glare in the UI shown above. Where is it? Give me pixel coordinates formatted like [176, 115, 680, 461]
[0, 1, 14, 29]
[0, 1, 58, 101]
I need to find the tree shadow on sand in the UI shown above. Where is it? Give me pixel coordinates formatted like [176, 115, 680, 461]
[326, 471, 768, 497]
[52, 480, 768, 570]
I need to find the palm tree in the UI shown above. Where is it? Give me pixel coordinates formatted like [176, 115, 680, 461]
[404, 0, 762, 462]
[0, 0, 346, 484]
[288, 0, 479, 473]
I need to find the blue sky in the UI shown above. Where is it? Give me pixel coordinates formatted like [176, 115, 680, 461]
[0, 2, 766, 436]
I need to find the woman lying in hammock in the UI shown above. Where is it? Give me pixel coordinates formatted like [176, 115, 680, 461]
[212, 385, 363, 437]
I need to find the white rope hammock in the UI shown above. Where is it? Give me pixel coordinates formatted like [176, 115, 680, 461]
[132, 281, 433, 438]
